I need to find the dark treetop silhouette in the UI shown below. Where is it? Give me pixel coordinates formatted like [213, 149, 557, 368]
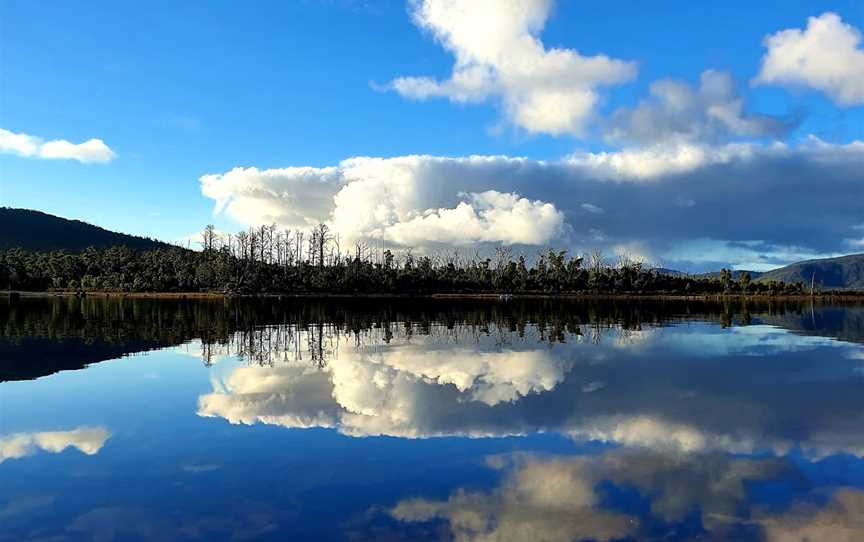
[1, 223, 814, 296]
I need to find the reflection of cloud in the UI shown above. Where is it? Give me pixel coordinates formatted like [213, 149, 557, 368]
[758, 489, 864, 542]
[198, 330, 574, 438]
[64, 504, 289, 542]
[0, 427, 110, 463]
[391, 455, 633, 542]
[196, 323, 864, 457]
[340, 339, 572, 406]
[569, 415, 761, 454]
[198, 366, 340, 429]
[389, 449, 793, 541]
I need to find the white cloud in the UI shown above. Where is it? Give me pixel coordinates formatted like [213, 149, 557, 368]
[199, 166, 342, 228]
[391, 455, 635, 542]
[383, 190, 564, 246]
[387, 0, 637, 135]
[0, 427, 110, 463]
[607, 70, 795, 145]
[202, 155, 566, 249]
[566, 142, 758, 180]
[0, 128, 116, 163]
[755, 12, 864, 105]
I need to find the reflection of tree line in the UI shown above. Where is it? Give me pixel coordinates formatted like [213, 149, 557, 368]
[0, 296, 864, 381]
[4, 295, 860, 344]
[201, 319, 659, 367]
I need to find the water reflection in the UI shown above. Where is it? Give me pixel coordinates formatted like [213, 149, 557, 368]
[4, 295, 863, 382]
[0, 427, 110, 463]
[388, 449, 864, 541]
[193, 321, 864, 458]
[2, 296, 864, 541]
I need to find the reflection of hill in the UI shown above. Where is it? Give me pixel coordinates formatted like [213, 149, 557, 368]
[0, 337, 176, 381]
[758, 305, 864, 345]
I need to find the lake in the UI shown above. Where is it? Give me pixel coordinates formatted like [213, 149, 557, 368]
[2, 296, 863, 541]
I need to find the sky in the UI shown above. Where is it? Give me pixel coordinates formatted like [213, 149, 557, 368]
[1, 0, 862, 272]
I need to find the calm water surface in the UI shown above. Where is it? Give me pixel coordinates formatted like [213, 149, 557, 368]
[1, 297, 863, 541]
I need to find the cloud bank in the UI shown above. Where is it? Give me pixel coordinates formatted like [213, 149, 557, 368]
[201, 139, 864, 269]
[387, 0, 637, 135]
[0, 128, 116, 163]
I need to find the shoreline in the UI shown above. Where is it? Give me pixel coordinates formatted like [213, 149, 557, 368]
[7, 290, 864, 301]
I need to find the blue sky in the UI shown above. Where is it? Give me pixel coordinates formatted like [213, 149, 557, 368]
[1, 0, 863, 270]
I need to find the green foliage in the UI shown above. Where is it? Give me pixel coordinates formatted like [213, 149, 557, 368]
[0, 224, 808, 296]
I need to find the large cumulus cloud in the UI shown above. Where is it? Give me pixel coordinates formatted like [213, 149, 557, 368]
[200, 139, 863, 269]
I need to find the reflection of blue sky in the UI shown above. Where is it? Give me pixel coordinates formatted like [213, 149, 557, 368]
[609, 322, 864, 358]
[3, 316, 864, 540]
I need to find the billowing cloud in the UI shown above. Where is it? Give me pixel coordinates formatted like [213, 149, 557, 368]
[201, 139, 864, 269]
[383, 190, 564, 246]
[386, 0, 637, 135]
[755, 12, 864, 105]
[199, 166, 342, 229]
[0, 427, 110, 463]
[607, 70, 796, 145]
[0, 128, 116, 163]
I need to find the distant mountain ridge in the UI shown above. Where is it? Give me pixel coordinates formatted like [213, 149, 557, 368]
[698, 269, 764, 280]
[757, 253, 864, 290]
[0, 208, 173, 252]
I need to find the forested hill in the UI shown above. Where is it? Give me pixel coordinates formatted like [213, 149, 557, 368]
[758, 253, 864, 290]
[0, 208, 173, 252]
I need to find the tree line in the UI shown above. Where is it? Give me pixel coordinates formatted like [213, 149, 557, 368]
[1, 223, 809, 295]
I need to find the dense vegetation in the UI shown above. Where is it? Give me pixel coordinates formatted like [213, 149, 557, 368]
[0, 207, 170, 252]
[1, 223, 810, 296]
